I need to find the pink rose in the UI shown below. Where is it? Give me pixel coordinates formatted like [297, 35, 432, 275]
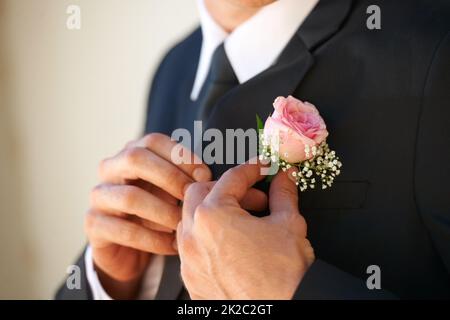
[263, 95, 329, 163]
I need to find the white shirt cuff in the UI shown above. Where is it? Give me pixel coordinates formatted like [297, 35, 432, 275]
[84, 246, 165, 300]
[84, 246, 113, 300]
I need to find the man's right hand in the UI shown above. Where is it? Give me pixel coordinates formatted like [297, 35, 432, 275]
[84, 133, 212, 299]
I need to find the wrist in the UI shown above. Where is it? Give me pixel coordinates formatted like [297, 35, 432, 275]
[94, 264, 143, 300]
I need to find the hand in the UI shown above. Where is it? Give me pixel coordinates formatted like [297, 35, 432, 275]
[85, 133, 212, 299]
[177, 162, 315, 300]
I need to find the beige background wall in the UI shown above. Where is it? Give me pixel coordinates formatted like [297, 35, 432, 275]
[0, 0, 199, 299]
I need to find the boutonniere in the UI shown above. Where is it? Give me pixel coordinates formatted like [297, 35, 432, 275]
[257, 96, 342, 191]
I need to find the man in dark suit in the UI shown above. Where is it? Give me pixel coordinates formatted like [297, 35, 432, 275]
[56, 0, 450, 299]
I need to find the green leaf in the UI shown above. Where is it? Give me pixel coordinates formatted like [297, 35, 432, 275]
[256, 114, 264, 131]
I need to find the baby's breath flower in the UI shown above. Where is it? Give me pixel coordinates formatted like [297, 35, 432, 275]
[258, 129, 342, 192]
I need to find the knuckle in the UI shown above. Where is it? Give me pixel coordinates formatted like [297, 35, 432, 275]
[143, 132, 164, 147]
[84, 210, 97, 235]
[121, 223, 137, 243]
[97, 158, 109, 179]
[120, 185, 141, 208]
[89, 184, 103, 205]
[166, 167, 179, 183]
[178, 231, 194, 253]
[297, 214, 307, 234]
[286, 213, 307, 236]
[124, 139, 136, 149]
[166, 168, 187, 196]
[194, 203, 213, 227]
[291, 210, 305, 226]
[184, 182, 207, 200]
[298, 238, 315, 267]
[195, 203, 211, 217]
[123, 147, 144, 166]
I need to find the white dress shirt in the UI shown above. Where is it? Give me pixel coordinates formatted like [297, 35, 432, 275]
[86, 0, 319, 300]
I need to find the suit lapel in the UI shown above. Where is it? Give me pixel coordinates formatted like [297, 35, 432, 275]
[206, 33, 314, 131]
[206, 0, 354, 125]
[155, 0, 354, 299]
[205, 0, 353, 178]
[298, 0, 354, 51]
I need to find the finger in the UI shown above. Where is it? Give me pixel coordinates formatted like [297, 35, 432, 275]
[95, 180, 178, 232]
[239, 188, 268, 211]
[180, 178, 267, 212]
[206, 159, 266, 206]
[91, 184, 175, 233]
[85, 210, 177, 255]
[181, 178, 266, 212]
[130, 180, 179, 206]
[99, 147, 193, 200]
[91, 184, 181, 230]
[137, 133, 212, 182]
[129, 181, 180, 228]
[129, 216, 173, 233]
[182, 182, 213, 231]
[269, 169, 299, 215]
[269, 169, 304, 229]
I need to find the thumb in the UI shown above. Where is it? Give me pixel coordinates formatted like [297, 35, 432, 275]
[269, 169, 306, 235]
[269, 169, 299, 216]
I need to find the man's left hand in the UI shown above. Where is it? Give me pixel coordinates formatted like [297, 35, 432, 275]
[177, 162, 315, 300]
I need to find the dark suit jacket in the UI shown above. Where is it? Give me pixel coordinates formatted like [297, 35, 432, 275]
[56, 0, 450, 299]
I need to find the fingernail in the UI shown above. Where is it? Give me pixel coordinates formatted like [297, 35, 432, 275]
[193, 167, 210, 182]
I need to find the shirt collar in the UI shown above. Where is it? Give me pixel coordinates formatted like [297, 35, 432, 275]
[225, 0, 319, 83]
[192, 0, 319, 100]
